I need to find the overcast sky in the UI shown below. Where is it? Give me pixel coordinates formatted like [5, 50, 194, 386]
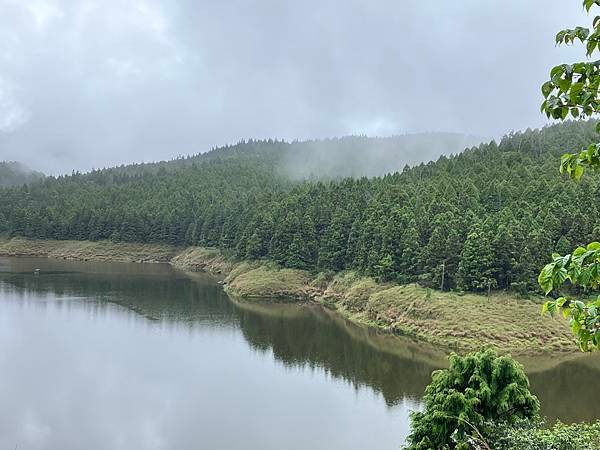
[0, 0, 590, 174]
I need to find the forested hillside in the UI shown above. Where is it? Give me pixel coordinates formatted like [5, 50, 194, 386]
[0, 120, 597, 292]
[0, 162, 44, 187]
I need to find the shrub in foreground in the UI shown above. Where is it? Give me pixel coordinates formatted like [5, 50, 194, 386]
[404, 348, 539, 450]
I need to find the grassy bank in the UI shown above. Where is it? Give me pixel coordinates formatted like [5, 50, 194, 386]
[322, 282, 573, 354]
[0, 237, 575, 355]
[0, 237, 179, 263]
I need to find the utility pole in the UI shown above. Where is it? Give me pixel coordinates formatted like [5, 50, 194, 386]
[440, 261, 445, 291]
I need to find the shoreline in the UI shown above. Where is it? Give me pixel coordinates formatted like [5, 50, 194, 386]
[0, 237, 578, 356]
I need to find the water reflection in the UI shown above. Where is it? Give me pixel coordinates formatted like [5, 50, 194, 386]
[0, 257, 599, 450]
[0, 257, 235, 325]
[0, 258, 443, 406]
[528, 356, 600, 422]
[236, 301, 442, 405]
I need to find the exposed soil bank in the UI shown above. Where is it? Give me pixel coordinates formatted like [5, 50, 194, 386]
[0, 237, 576, 355]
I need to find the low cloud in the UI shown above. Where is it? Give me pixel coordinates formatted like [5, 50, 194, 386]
[0, 0, 589, 174]
[0, 78, 30, 132]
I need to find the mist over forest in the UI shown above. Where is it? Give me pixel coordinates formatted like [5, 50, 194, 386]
[276, 133, 484, 179]
[62, 132, 484, 182]
[0, 162, 44, 188]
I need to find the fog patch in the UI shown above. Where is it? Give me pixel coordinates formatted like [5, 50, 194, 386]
[278, 133, 486, 180]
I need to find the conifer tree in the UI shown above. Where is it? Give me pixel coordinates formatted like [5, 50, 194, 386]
[457, 222, 496, 291]
[405, 349, 539, 450]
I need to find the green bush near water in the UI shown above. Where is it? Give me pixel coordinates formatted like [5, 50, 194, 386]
[404, 348, 600, 449]
[404, 349, 539, 450]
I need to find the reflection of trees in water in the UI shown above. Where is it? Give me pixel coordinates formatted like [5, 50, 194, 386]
[0, 260, 237, 326]
[235, 303, 439, 406]
[529, 358, 600, 423]
[0, 258, 439, 407]
[4, 258, 600, 421]
[235, 302, 600, 420]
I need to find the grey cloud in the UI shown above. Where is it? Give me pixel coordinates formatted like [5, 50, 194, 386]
[0, 0, 589, 174]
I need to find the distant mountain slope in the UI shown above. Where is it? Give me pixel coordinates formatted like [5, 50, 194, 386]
[0, 162, 44, 187]
[0, 121, 597, 292]
[97, 132, 484, 180]
[275, 133, 485, 179]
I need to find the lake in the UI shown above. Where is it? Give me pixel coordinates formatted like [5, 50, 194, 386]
[1, 257, 599, 450]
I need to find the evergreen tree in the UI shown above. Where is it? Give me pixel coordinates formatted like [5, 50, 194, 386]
[457, 222, 497, 291]
[405, 349, 539, 450]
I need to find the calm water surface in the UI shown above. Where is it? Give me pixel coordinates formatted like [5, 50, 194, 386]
[1, 257, 599, 450]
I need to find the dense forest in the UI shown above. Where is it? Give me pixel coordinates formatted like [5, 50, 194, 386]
[0, 120, 598, 292]
[0, 162, 44, 188]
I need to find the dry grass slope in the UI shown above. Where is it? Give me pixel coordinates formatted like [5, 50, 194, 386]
[170, 246, 235, 276]
[0, 237, 178, 262]
[225, 266, 313, 300]
[356, 284, 574, 354]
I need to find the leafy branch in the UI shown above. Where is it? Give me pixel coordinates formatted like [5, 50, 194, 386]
[539, 1, 600, 352]
[539, 243, 600, 351]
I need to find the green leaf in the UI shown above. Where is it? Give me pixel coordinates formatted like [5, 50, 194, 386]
[587, 39, 598, 56]
[558, 78, 572, 93]
[587, 242, 600, 251]
[571, 81, 585, 95]
[574, 62, 587, 74]
[538, 264, 556, 294]
[551, 65, 565, 81]
[574, 164, 585, 181]
[585, 0, 596, 12]
[542, 301, 557, 316]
